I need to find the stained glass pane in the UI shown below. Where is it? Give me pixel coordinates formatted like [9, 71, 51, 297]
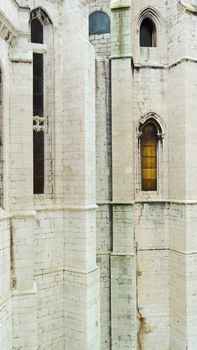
[141, 123, 157, 191]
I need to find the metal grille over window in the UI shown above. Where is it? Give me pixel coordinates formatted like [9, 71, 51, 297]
[31, 20, 45, 194]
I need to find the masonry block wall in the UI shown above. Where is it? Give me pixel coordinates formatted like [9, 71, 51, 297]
[0, 219, 12, 350]
[0, 0, 99, 350]
[90, 0, 197, 349]
[89, 1, 112, 349]
[1, 0, 197, 350]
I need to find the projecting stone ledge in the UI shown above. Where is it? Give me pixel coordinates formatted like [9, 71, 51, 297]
[110, 0, 131, 10]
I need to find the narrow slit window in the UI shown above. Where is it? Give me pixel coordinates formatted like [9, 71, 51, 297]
[140, 18, 156, 47]
[31, 19, 44, 194]
[33, 130, 44, 194]
[141, 123, 157, 191]
[33, 53, 43, 117]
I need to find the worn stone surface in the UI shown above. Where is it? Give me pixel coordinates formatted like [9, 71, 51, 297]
[1, 0, 197, 350]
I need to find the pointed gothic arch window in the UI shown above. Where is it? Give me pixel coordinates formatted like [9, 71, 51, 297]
[30, 8, 53, 195]
[140, 18, 156, 47]
[139, 118, 162, 192]
[31, 16, 44, 194]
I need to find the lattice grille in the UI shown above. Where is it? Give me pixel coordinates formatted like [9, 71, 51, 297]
[33, 50, 44, 194]
[33, 130, 44, 194]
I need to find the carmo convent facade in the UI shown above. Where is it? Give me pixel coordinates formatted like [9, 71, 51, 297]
[0, 0, 197, 349]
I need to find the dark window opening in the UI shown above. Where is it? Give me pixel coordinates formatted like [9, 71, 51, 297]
[141, 123, 157, 191]
[31, 18, 43, 44]
[89, 11, 110, 35]
[140, 18, 156, 47]
[32, 51, 44, 193]
[33, 130, 44, 194]
[33, 53, 43, 117]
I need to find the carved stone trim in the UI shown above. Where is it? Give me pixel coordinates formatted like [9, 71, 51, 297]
[0, 9, 29, 46]
[33, 116, 45, 132]
[137, 112, 165, 140]
[140, 112, 165, 133]
[137, 6, 161, 27]
[110, 0, 131, 10]
[30, 7, 52, 26]
[0, 11, 17, 45]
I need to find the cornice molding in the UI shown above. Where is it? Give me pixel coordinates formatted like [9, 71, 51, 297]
[0, 10, 17, 44]
[0, 9, 29, 46]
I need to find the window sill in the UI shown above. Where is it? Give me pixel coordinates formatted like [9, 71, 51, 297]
[135, 190, 162, 202]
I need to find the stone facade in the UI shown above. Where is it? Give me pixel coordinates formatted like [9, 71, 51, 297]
[1, 0, 197, 350]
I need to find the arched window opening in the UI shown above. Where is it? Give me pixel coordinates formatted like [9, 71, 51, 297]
[31, 18, 43, 44]
[89, 11, 110, 35]
[31, 8, 53, 195]
[140, 18, 156, 47]
[140, 123, 157, 191]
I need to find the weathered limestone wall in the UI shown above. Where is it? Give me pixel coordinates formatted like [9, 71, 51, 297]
[0, 219, 12, 350]
[89, 0, 111, 57]
[134, 203, 169, 350]
[62, 0, 100, 348]
[131, 2, 169, 348]
[89, 0, 112, 349]
[91, 0, 197, 349]
[0, 0, 100, 349]
[1, 0, 197, 349]
[110, 2, 137, 350]
[33, 210, 64, 349]
[95, 57, 111, 350]
[96, 205, 112, 350]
